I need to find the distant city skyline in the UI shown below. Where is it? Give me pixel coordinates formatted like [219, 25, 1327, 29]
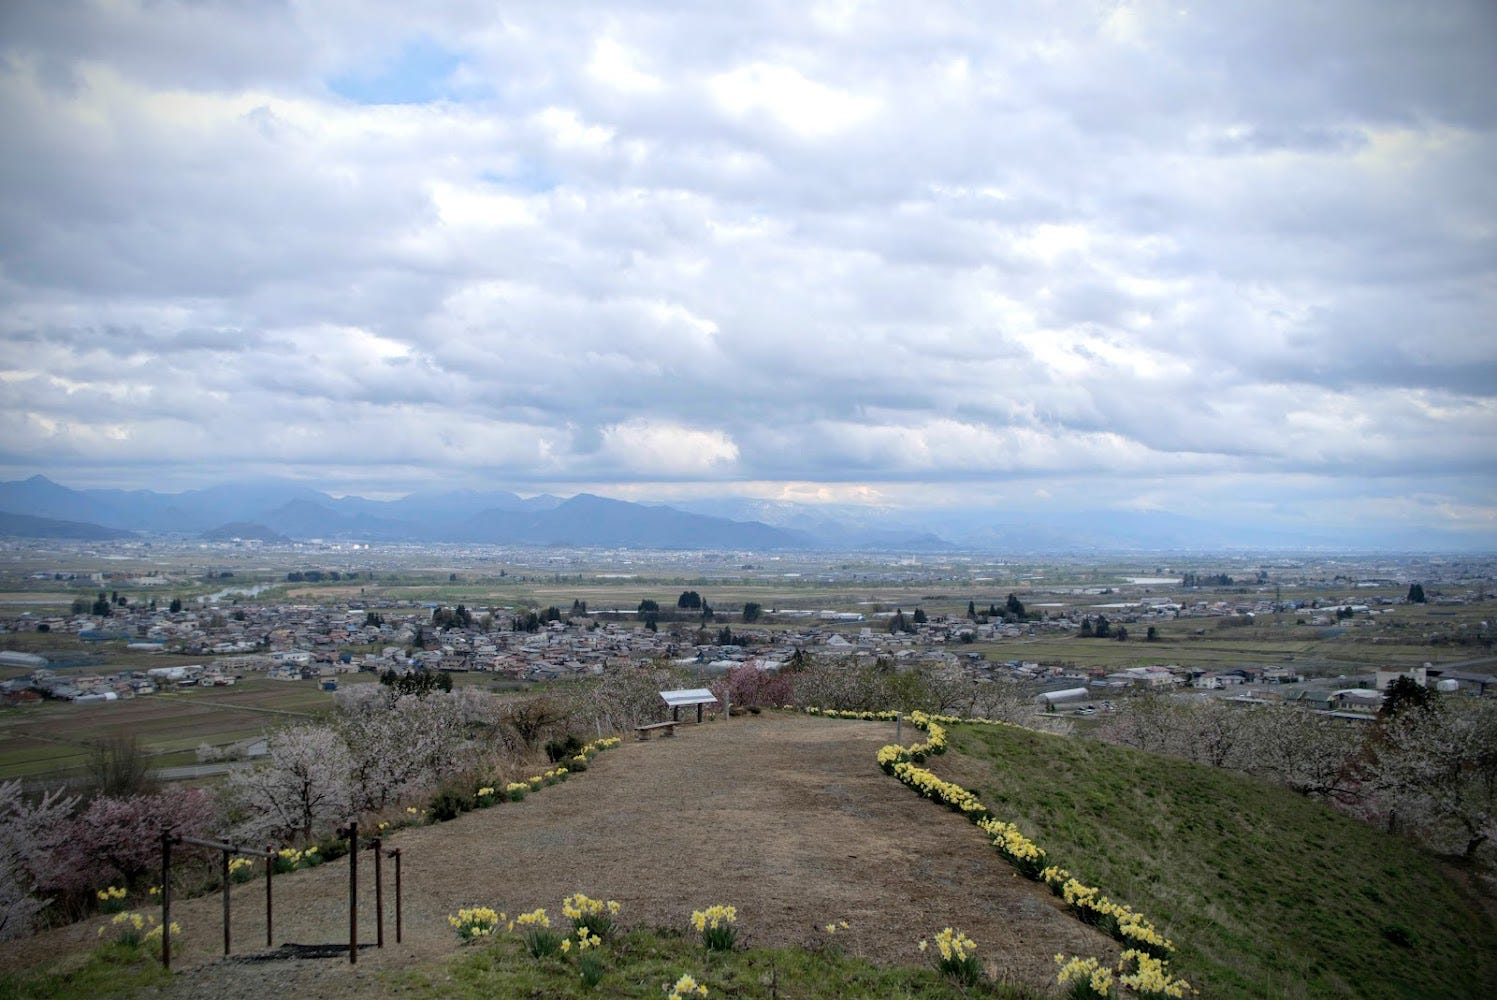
[1, 2, 1493, 547]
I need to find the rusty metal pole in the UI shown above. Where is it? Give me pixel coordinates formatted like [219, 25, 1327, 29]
[221, 849, 231, 956]
[348, 822, 358, 964]
[160, 831, 172, 970]
[392, 848, 402, 944]
[372, 837, 384, 948]
[265, 845, 274, 947]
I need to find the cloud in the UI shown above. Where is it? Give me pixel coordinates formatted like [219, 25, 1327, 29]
[0, 0, 1492, 542]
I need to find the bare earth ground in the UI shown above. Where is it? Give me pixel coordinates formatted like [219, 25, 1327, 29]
[3, 714, 1115, 997]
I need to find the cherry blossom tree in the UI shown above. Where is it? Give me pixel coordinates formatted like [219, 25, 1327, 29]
[225, 723, 352, 843]
[0, 781, 78, 940]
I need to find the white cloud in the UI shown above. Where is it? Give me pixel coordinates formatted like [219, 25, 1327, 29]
[599, 420, 739, 477]
[0, 0, 1492, 543]
[707, 62, 878, 138]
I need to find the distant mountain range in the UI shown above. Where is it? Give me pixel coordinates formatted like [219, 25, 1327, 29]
[0, 475, 1482, 552]
[0, 476, 821, 550]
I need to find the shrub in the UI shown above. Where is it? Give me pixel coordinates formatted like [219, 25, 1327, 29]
[429, 783, 476, 822]
[314, 835, 349, 863]
[545, 734, 585, 763]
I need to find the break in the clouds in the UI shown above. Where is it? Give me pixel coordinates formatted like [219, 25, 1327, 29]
[0, 0, 1493, 543]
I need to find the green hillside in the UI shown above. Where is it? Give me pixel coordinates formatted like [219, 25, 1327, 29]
[938, 723, 1497, 999]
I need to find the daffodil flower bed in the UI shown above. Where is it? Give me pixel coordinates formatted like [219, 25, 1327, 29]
[1055, 951, 1196, 999]
[515, 907, 564, 958]
[449, 906, 504, 942]
[562, 892, 621, 940]
[1119, 948, 1196, 998]
[690, 904, 737, 951]
[98, 910, 181, 954]
[96, 885, 127, 913]
[664, 972, 709, 998]
[918, 926, 982, 986]
[1056, 954, 1116, 999]
[803, 708, 899, 721]
[465, 737, 619, 812]
[228, 856, 257, 883]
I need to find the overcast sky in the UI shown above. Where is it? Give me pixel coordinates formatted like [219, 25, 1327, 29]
[1, 1, 1493, 541]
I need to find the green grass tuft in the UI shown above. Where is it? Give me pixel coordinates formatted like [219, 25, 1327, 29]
[397, 927, 1042, 999]
[0, 941, 171, 999]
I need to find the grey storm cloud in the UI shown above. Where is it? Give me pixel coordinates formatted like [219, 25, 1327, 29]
[0, 0, 1493, 540]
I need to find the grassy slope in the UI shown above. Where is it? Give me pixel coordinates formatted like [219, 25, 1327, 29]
[405, 927, 1036, 1000]
[940, 724, 1497, 999]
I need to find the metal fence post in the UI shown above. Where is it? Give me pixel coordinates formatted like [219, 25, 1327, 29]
[373, 837, 384, 949]
[160, 831, 172, 971]
[221, 848, 231, 956]
[265, 844, 274, 947]
[393, 848, 402, 944]
[348, 822, 358, 964]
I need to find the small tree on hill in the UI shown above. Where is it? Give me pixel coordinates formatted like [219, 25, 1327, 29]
[1407, 583, 1427, 604]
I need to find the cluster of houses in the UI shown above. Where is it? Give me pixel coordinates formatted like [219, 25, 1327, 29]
[1, 574, 1490, 712]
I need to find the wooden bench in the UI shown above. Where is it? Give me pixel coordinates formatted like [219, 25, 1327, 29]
[634, 721, 678, 740]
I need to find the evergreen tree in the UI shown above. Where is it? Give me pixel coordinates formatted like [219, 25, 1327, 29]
[1407, 583, 1427, 604]
[1381, 675, 1433, 718]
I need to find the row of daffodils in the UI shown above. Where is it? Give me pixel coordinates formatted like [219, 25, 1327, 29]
[812, 707, 1197, 999]
[447, 892, 975, 996]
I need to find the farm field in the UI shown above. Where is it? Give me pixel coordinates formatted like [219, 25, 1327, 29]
[0, 676, 363, 782]
[933, 722, 1497, 999]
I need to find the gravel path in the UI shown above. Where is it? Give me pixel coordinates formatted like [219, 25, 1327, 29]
[7, 713, 1114, 996]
